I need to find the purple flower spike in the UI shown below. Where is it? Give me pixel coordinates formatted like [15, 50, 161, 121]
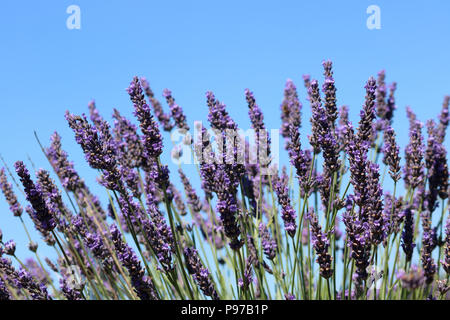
[127, 76, 163, 159]
[246, 89, 271, 164]
[401, 206, 416, 262]
[184, 247, 219, 300]
[367, 162, 385, 246]
[442, 216, 450, 275]
[344, 122, 369, 212]
[397, 265, 425, 290]
[306, 207, 333, 279]
[140, 77, 174, 132]
[14, 161, 56, 232]
[343, 204, 371, 292]
[420, 211, 436, 284]
[110, 224, 158, 300]
[163, 89, 190, 131]
[4, 240, 16, 256]
[436, 95, 449, 144]
[112, 108, 145, 169]
[287, 125, 313, 195]
[0, 279, 10, 300]
[382, 126, 401, 182]
[179, 168, 202, 213]
[45, 132, 83, 192]
[280, 79, 302, 139]
[403, 120, 425, 190]
[0, 168, 23, 217]
[357, 77, 377, 150]
[259, 223, 277, 260]
[65, 112, 123, 191]
[87, 99, 104, 128]
[274, 168, 297, 238]
[322, 60, 338, 125]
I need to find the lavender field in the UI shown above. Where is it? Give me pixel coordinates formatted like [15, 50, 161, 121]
[0, 60, 449, 300]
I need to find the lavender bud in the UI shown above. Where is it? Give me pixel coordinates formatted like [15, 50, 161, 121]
[4, 240, 16, 256]
[163, 89, 190, 131]
[183, 247, 219, 300]
[306, 208, 333, 279]
[15, 161, 56, 232]
[127, 76, 163, 159]
[274, 169, 297, 238]
[401, 206, 416, 262]
[0, 168, 23, 217]
[258, 223, 277, 260]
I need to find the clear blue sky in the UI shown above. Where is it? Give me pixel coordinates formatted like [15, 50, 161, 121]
[0, 1, 449, 261]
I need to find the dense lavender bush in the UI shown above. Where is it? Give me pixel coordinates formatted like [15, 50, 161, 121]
[0, 62, 449, 300]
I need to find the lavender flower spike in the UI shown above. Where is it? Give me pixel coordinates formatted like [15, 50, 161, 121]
[401, 206, 416, 262]
[343, 207, 371, 292]
[322, 60, 338, 125]
[110, 224, 158, 300]
[127, 76, 163, 159]
[382, 126, 401, 182]
[442, 215, 450, 275]
[259, 223, 277, 260]
[367, 162, 385, 246]
[14, 161, 55, 232]
[403, 120, 425, 190]
[306, 207, 333, 279]
[163, 89, 190, 131]
[356, 77, 377, 150]
[274, 169, 297, 237]
[0, 168, 23, 217]
[184, 247, 219, 300]
[280, 79, 302, 139]
[140, 77, 174, 132]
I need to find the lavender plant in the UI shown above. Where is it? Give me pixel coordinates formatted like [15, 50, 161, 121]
[0, 61, 449, 301]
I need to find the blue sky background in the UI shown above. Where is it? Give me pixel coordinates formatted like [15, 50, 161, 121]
[0, 1, 449, 264]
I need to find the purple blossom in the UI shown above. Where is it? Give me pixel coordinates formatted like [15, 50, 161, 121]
[0, 257, 50, 300]
[343, 205, 371, 290]
[286, 126, 313, 194]
[245, 89, 271, 165]
[382, 126, 401, 182]
[401, 206, 416, 262]
[436, 95, 449, 144]
[65, 112, 123, 191]
[4, 240, 16, 256]
[178, 168, 202, 213]
[306, 207, 333, 279]
[45, 132, 83, 192]
[397, 265, 425, 290]
[357, 77, 377, 150]
[140, 77, 174, 132]
[110, 224, 158, 300]
[420, 211, 436, 284]
[367, 162, 385, 245]
[183, 247, 219, 300]
[112, 108, 145, 169]
[163, 89, 190, 132]
[274, 168, 297, 238]
[127, 76, 163, 159]
[442, 216, 450, 275]
[344, 122, 369, 212]
[15, 161, 56, 232]
[403, 120, 425, 190]
[0, 168, 23, 217]
[322, 60, 338, 125]
[259, 223, 277, 260]
[280, 79, 302, 139]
